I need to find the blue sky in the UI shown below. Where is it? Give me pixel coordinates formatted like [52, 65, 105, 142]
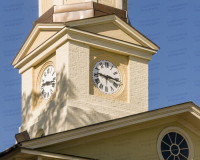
[0, 0, 199, 151]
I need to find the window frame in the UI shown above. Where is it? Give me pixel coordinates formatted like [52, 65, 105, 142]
[157, 126, 194, 160]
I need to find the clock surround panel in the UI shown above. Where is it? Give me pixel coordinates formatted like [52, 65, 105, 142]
[90, 47, 128, 102]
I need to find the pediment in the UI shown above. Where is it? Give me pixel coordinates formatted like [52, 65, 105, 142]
[66, 15, 160, 51]
[17, 30, 58, 62]
[12, 23, 65, 66]
[76, 22, 142, 46]
[27, 30, 58, 55]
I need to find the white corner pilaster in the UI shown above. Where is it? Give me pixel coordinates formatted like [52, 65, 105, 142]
[38, 0, 42, 17]
[53, 0, 64, 5]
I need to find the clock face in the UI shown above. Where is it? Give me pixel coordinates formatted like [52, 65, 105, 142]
[92, 60, 121, 94]
[40, 66, 56, 100]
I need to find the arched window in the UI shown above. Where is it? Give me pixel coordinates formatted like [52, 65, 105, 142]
[157, 126, 194, 160]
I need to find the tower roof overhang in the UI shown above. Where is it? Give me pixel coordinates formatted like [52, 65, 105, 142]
[12, 15, 159, 73]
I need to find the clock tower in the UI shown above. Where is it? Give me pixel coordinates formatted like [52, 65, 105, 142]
[12, 0, 159, 139]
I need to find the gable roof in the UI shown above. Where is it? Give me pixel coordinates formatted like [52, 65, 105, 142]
[12, 15, 159, 68]
[18, 102, 200, 149]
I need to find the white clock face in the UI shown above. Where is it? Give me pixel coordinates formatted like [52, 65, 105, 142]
[40, 66, 56, 100]
[92, 60, 121, 94]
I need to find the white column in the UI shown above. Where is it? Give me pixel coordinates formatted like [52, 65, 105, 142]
[116, 0, 123, 10]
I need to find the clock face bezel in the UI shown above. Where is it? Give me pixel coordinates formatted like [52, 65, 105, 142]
[40, 65, 56, 100]
[91, 55, 126, 97]
[35, 61, 56, 110]
[92, 60, 121, 95]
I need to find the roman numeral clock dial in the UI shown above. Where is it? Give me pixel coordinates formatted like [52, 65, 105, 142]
[92, 60, 121, 94]
[40, 66, 56, 100]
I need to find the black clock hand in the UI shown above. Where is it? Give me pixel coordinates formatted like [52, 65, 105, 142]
[98, 73, 108, 79]
[107, 75, 117, 81]
[42, 82, 48, 87]
[98, 73, 122, 85]
[106, 75, 122, 84]
[42, 80, 55, 87]
[98, 73, 109, 86]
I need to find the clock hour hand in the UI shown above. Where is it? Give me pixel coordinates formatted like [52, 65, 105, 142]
[42, 80, 55, 87]
[42, 82, 48, 87]
[106, 75, 122, 84]
[98, 73, 108, 79]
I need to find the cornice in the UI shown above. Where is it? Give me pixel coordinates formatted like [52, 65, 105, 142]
[15, 26, 157, 73]
[21, 102, 198, 149]
[190, 105, 200, 118]
[177, 116, 200, 138]
[46, 116, 178, 151]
